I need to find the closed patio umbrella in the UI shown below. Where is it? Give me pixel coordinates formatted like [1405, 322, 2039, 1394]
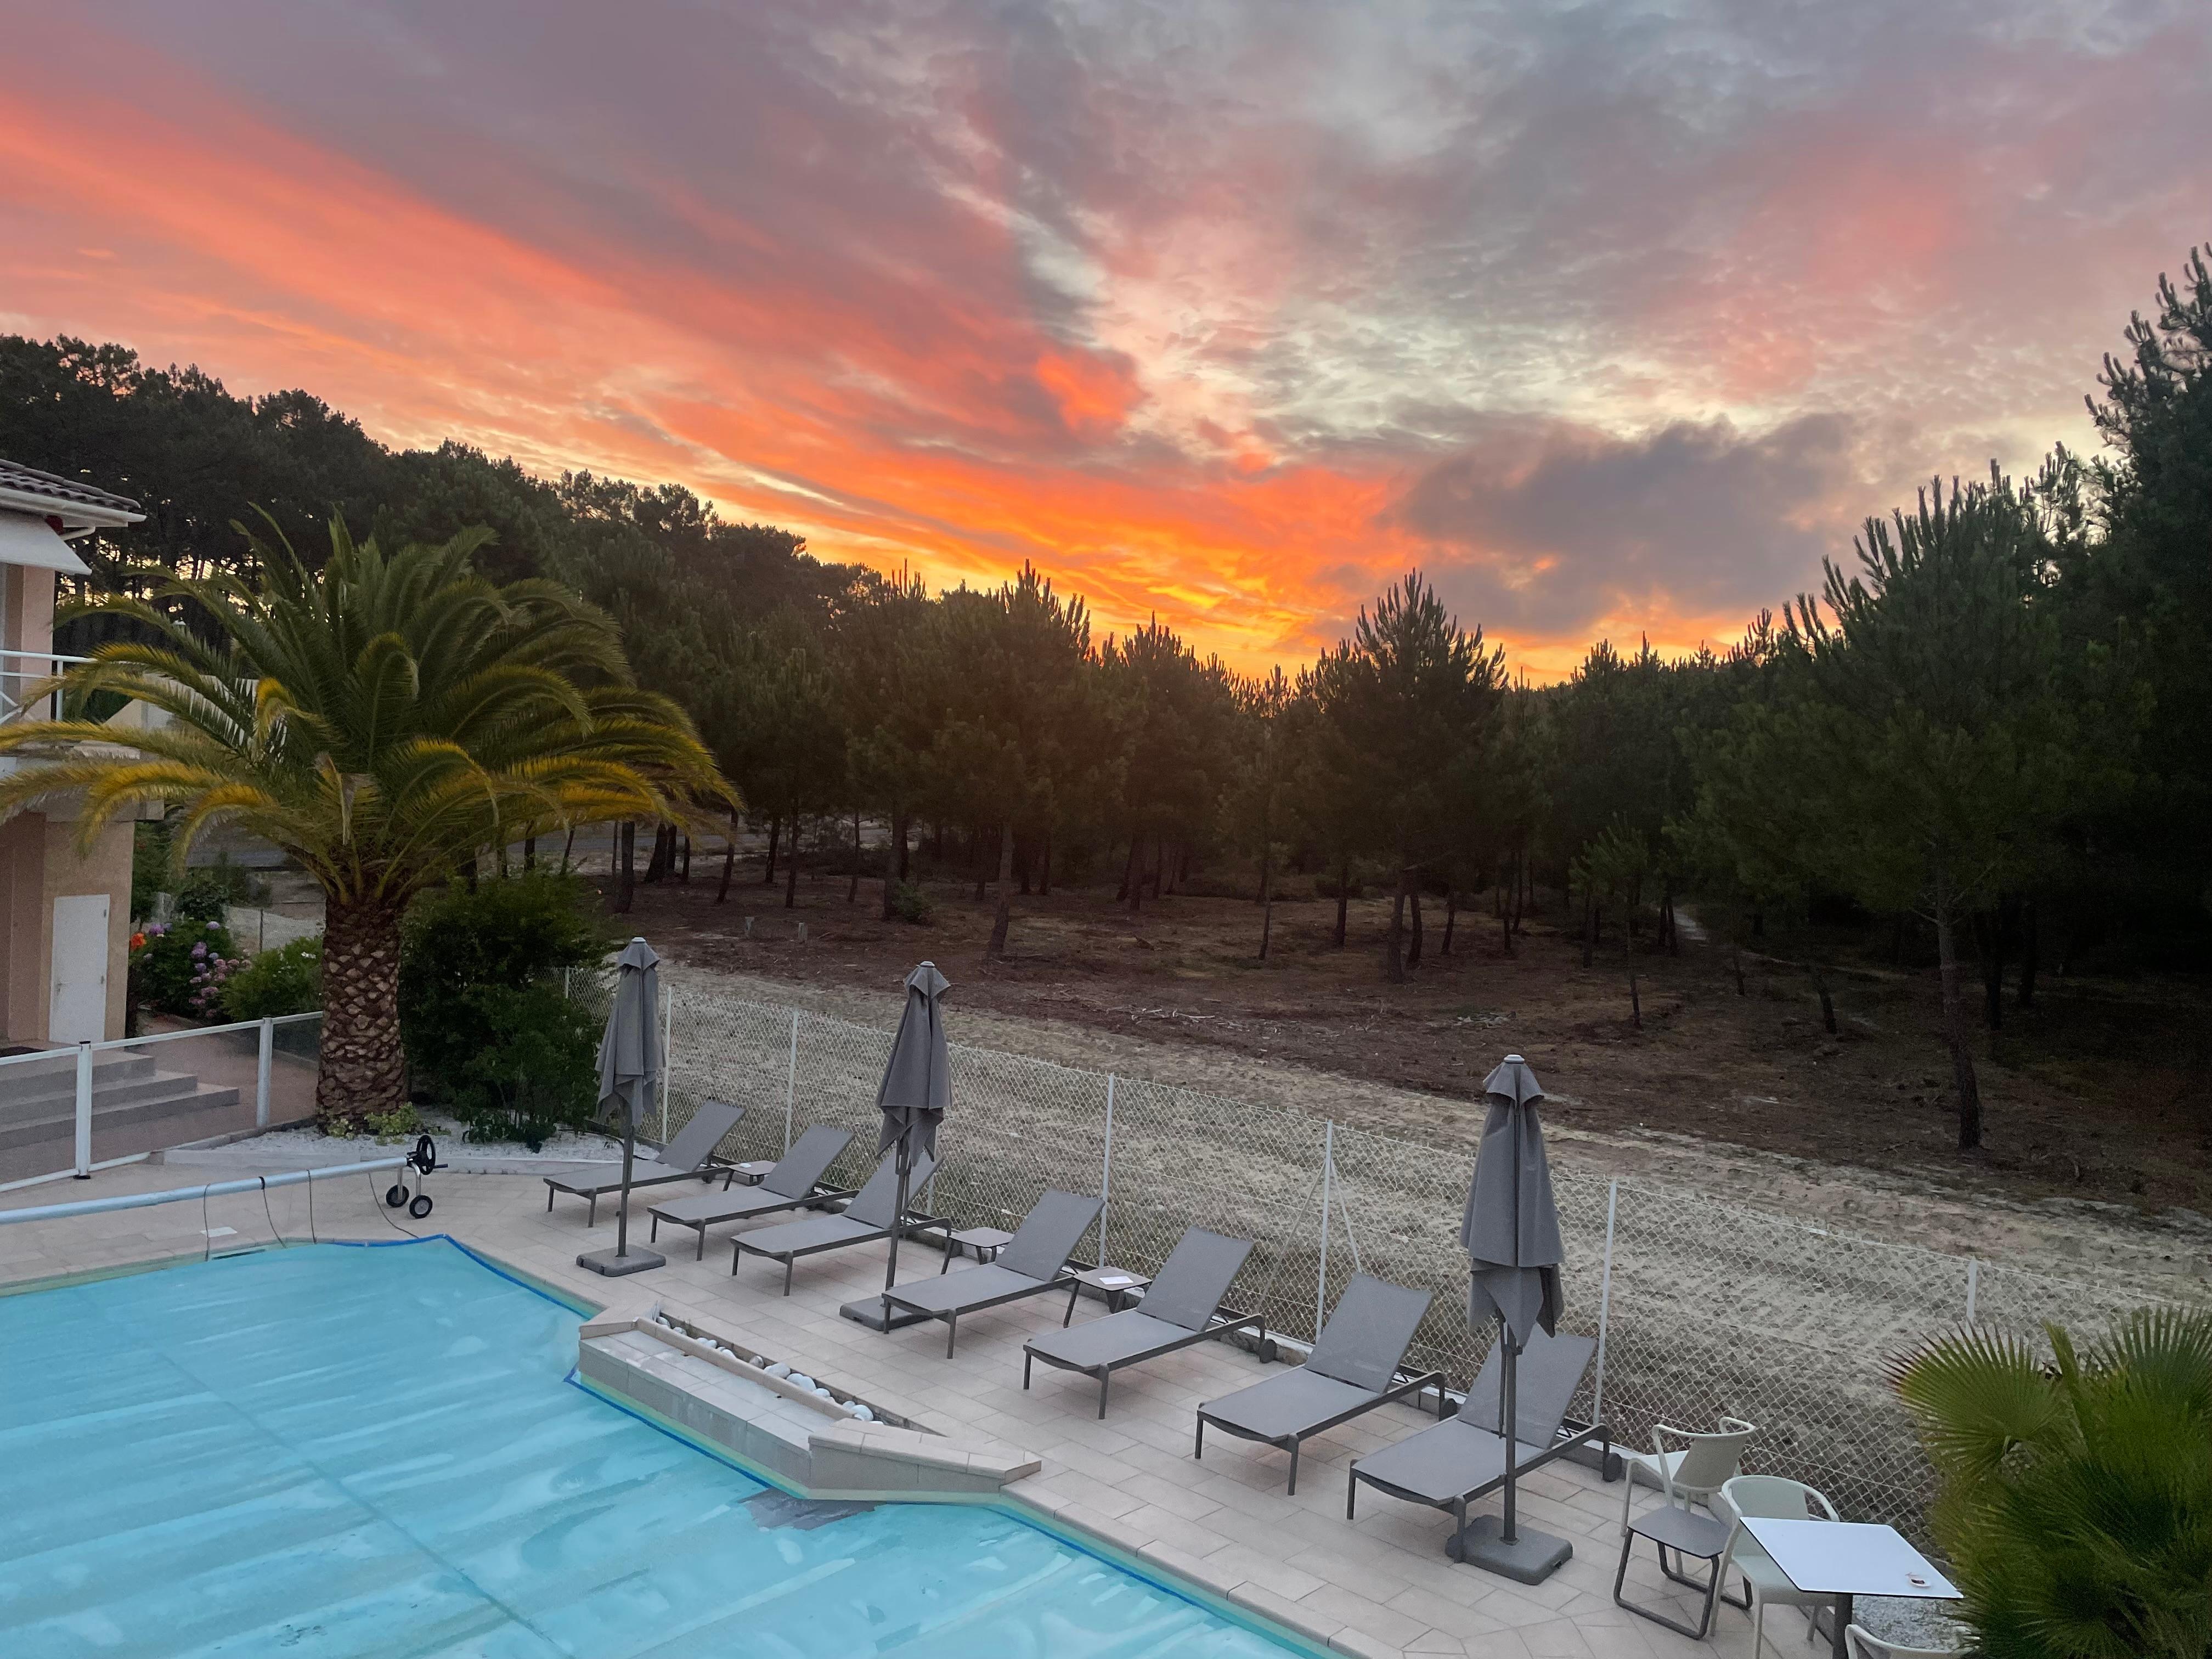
[578, 936, 667, 1278]
[1452, 1052, 1571, 1583]
[840, 961, 950, 1329]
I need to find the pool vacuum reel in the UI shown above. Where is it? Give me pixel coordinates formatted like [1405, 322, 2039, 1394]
[383, 1135, 441, 1220]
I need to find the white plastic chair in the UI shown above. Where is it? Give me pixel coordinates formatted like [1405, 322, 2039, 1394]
[1619, 1415, 1759, 1533]
[1845, 1623, 1965, 1659]
[1717, 1474, 1842, 1659]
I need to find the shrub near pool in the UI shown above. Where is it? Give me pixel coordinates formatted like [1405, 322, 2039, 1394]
[399, 872, 612, 1149]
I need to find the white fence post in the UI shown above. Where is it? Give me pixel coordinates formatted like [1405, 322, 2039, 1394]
[72, 1041, 94, 1178]
[255, 1017, 274, 1128]
[1099, 1074, 1115, 1267]
[1592, 1177, 1618, 1430]
[783, 1010, 799, 1153]
[660, 985, 674, 1143]
[1316, 1120, 1334, 1339]
[1965, 1256, 1979, 1324]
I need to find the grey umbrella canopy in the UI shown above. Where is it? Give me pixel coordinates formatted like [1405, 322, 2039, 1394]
[872, 962, 950, 1314]
[578, 937, 666, 1277]
[599, 936, 664, 1132]
[1453, 1052, 1571, 1583]
[874, 960, 951, 1161]
[1462, 1052, 1563, 1345]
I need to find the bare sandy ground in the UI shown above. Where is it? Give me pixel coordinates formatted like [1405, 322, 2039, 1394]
[665, 956, 2212, 1304]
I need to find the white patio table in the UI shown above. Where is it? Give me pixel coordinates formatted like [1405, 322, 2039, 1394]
[1740, 1517, 1961, 1659]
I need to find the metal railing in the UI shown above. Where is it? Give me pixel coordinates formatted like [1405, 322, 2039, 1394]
[652, 982, 2195, 1540]
[0, 648, 92, 727]
[0, 1012, 323, 1191]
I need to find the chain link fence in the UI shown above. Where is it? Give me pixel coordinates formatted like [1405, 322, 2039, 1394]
[657, 980, 2187, 1539]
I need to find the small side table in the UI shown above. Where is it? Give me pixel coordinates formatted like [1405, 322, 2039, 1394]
[1615, 1505, 1733, 1640]
[944, 1226, 1015, 1268]
[1061, 1265, 1153, 1323]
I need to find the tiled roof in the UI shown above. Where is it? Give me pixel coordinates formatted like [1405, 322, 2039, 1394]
[0, 458, 142, 515]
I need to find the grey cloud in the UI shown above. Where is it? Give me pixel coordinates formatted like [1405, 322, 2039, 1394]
[1392, 414, 1865, 637]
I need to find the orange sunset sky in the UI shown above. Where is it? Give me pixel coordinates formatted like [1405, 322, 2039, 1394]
[3, 4, 2208, 677]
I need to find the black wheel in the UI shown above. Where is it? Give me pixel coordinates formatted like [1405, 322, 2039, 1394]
[385, 1183, 409, 1209]
[409, 1194, 434, 1220]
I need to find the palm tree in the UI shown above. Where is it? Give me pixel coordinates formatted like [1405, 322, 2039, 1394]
[1888, 1307, 2212, 1658]
[0, 518, 735, 1127]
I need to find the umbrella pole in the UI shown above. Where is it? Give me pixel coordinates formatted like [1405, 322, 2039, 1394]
[882, 1141, 911, 1317]
[1499, 1320, 1519, 1543]
[616, 1108, 635, 1259]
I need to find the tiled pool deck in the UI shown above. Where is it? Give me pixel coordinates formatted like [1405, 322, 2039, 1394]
[2, 1160, 1789, 1659]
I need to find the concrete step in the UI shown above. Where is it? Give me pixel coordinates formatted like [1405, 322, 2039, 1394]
[0, 1066, 199, 1117]
[0, 1074, 243, 1156]
[0, 1049, 160, 1107]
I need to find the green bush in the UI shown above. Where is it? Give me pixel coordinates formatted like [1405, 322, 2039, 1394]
[131, 821, 173, 923]
[129, 917, 246, 1018]
[174, 857, 270, 921]
[887, 880, 935, 924]
[219, 936, 322, 1020]
[399, 872, 614, 1148]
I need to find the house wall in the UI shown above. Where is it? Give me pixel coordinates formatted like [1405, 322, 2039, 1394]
[0, 810, 134, 1046]
[3, 560, 55, 654]
[0, 562, 133, 1047]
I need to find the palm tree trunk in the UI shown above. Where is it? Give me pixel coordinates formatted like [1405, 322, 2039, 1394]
[315, 893, 406, 1128]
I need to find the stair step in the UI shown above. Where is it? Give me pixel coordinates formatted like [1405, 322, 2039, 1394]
[0, 1079, 244, 1156]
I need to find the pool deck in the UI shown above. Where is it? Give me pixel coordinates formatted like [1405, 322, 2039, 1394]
[3, 1160, 1781, 1659]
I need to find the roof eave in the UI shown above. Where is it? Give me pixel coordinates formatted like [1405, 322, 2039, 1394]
[0, 486, 146, 529]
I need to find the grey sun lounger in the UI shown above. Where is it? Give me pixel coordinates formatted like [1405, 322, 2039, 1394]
[882, 1189, 1104, 1358]
[1023, 1227, 1260, 1418]
[542, 1100, 746, 1224]
[644, 1125, 856, 1259]
[1347, 1327, 1606, 1536]
[731, 1148, 940, 1292]
[1194, 1273, 1444, 1494]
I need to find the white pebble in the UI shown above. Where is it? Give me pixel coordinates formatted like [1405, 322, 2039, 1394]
[764, 1362, 792, 1379]
[788, 1373, 815, 1391]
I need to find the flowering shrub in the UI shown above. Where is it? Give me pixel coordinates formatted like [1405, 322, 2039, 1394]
[130, 918, 243, 1017]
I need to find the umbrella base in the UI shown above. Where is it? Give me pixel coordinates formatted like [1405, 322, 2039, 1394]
[577, 1245, 666, 1277]
[838, 1296, 933, 1331]
[1449, 1515, 1573, 1583]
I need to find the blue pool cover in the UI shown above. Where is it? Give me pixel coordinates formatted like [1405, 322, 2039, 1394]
[0, 1238, 1305, 1657]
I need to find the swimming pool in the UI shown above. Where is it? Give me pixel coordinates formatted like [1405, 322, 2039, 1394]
[0, 1238, 1311, 1657]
